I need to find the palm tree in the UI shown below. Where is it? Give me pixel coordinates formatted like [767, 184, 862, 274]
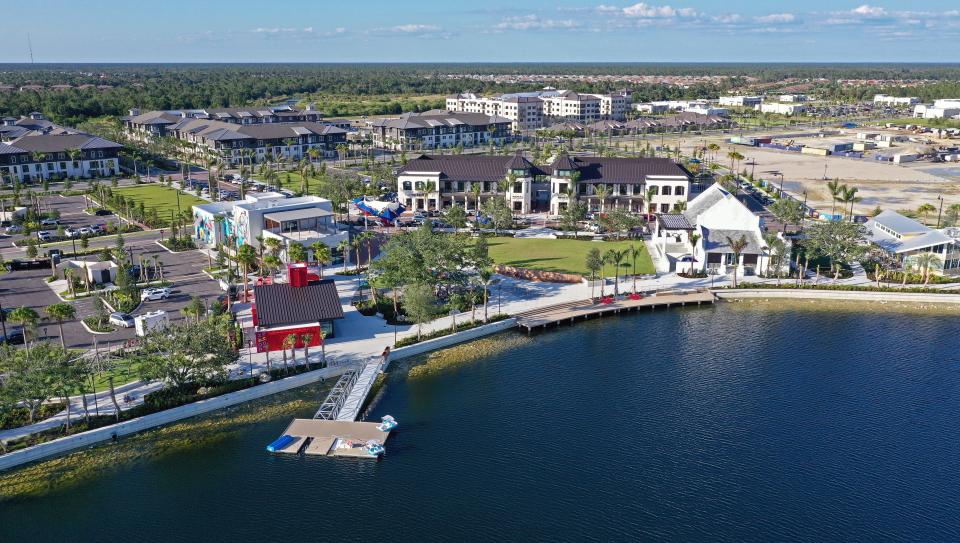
[300, 332, 314, 366]
[826, 179, 843, 215]
[263, 237, 283, 259]
[839, 185, 860, 221]
[917, 203, 937, 225]
[337, 239, 351, 273]
[628, 244, 642, 294]
[645, 186, 657, 216]
[471, 182, 482, 211]
[235, 244, 258, 303]
[725, 234, 749, 288]
[604, 249, 627, 296]
[44, 303, 76, 348]
[262, 255, 282, 278]
[310, 241, 331, 278]
[593, 184, 610, 214]
[9, 306, 40, 343]
[913, 253, 942, 286]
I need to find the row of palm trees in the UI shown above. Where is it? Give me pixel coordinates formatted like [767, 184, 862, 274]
[3, 302, 76, 348]
[826, 179, 861, 219]
[584, 245, 646, 299]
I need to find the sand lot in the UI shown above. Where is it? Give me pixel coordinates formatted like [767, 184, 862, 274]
[676, 137, 960, 213]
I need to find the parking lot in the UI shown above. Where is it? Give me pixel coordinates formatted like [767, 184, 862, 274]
[1, 194, 223, 349]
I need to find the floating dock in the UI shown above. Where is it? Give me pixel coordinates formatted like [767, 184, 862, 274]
[514, 289, 716, 332]
[268, 419, 391, 459]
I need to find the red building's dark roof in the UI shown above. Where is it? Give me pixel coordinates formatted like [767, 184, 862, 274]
[254, 280, 344, 328]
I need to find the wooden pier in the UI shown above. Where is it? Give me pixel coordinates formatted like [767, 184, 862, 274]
[514, 289, 716, 332]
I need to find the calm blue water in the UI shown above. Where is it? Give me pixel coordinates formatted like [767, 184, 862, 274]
[2, 304, 960, 542]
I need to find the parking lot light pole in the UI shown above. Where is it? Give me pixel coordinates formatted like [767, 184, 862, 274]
[936, 195, 944, 229]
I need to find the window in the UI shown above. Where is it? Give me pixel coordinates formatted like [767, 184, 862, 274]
[648, 185, 659, 195]
[402, 181, 412, 191]
[557, 182, 568, 193]
[662, 186, 672, 196]
[513, 182, 523, 193]
[675, 186, 685, 196]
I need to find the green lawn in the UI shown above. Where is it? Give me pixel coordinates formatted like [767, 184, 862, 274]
[255, 171, 325, 194]
[114, 184, 205, 216]
[486, 237, 654, 276]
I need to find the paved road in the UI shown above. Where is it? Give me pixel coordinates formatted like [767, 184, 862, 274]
[1, 194, 221, 349]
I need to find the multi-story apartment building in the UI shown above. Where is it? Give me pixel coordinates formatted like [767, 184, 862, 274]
[124, 112, 347, 166]
[394, 152, 691, 216]
[366, 110, 511, 150]
[446, 88, 630, 131]
[0, 133, 121, 183]
[548, 154, 692, 216]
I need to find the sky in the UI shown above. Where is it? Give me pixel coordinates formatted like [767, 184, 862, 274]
[3, 0, 960, 63]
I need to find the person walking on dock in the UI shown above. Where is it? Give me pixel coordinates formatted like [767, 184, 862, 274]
[381, 346, 391, 367]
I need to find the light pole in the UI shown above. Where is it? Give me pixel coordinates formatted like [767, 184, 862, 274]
[801, 190, 808, 232]
[936, 195, 944, 228]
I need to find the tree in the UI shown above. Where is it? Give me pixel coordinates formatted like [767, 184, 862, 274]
[769, 197, 806, 233]
[337, 239, 351, 273]
[912, 253, 942, 286]
[763, 233, 788, 283]
[477, 267, 493, 322]
[560, 201, 587, 237]
[826, 179, 843, 215]
[44, 302, 76, 349]
[917, 203, 937, 225]
[183, 295, 207, 323]
[628, 244, 642, 293]
[404, 283, 438, 341]
[838, 185, 860, 221]
[9, 306, 40, 343]
[444, 204, 468, 229]
[310, 241, 331, 278]
[287, 242, 307, 264]
[0, 342, 63, 423]
[593, 184, 610, 214]
[470, 183, 482, 211]
[481, 197, 513, 235]
[283, 333, 298, 371]
[724, 234, 749, 288]
[585, 247, 604, 300]
[604, 249, 627, 296]
[235, 243, 258, 303]
[134, 317, 235, 389]
[803, 221, 868, 281]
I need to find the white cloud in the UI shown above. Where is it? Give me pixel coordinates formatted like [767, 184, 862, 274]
[389, 24, 441, 33]
[619, 3, 697, 18]
[712, 14, 742, 24]
[493, 15, 579, 31]
[754, 13, 795, 24]
[851, 5, 887, 17]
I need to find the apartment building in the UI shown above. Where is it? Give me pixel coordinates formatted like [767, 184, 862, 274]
[367, 110, 511, 150]
[0, 133, 121, 183]
[548, 154, 692, 216]
[445, 88, 630, 130]
[396, 152, 546, 214]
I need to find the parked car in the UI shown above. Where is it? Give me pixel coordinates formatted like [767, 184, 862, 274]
[140, 287, 172, 301]
[0, 328, 25, 346]
[108, 312, 135, 328]
[37, 230, 52, 242]
[79, 227, 92, 236]
[94, 209, 113, 216]
[64, 227, 80, 238]
[4, 225, 21, 234]
[39, 218, 59, 227]
[88, 224, 104, 234]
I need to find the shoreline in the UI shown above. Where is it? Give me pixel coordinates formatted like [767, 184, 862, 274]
[3, 289, 958, 474]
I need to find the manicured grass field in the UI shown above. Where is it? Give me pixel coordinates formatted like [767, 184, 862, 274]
[114, 184, 205, 216]
[486, 237, 654, 276]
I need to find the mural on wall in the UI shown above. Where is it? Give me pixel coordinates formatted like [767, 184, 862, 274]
[194, 212, 216, 245]
[234, 209, 249, 247]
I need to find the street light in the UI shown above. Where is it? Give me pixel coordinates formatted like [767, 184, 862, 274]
[936, 195, 944, 228]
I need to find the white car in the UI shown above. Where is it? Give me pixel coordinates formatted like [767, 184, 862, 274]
[140, 288, 171, 301]
[37, 230, 52, 241]
[64, 227, 79, 238]
[108, 312, 135, 328]
[40, 218, 59, 227]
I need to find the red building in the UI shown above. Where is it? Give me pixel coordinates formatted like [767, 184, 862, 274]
[251, 264, 344, 353]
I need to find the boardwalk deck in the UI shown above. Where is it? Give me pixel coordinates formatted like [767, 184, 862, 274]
[335, 360, 383, 421]
[515, 289, 715, 331]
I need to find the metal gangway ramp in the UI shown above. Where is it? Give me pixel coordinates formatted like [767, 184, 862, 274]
[335, 358, 384, 421]
[314, 367, 360, 420]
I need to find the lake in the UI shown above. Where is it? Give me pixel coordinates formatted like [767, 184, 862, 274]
[2, 302, 959, 542]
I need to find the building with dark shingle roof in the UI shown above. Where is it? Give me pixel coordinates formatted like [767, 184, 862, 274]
[367, 110, 511, 151]
[252, 269, 344, 353]
[0, 132, 121, 182]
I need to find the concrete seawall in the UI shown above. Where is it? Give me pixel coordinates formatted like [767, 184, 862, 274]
[0, 365, 351, 473]
[0, 319, 518, 473]
[715, 289, 960, 304]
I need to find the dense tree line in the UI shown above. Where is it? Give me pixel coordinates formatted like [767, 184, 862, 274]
[2, 63, 959, 126]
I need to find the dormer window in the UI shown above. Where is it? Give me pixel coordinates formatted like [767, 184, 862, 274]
[511, 169, 526, 176]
